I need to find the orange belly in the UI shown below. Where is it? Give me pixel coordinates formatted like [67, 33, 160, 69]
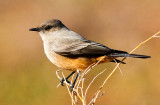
[45, 50, 114, 71]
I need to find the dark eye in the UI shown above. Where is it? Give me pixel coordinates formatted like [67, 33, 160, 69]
[45, 25, 52, 30]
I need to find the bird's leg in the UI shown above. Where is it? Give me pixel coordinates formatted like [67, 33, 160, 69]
[60, 71, 75, 86]
[70, 71, 79, 92]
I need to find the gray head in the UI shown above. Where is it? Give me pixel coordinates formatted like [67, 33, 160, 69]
[29, 19, 68, 33]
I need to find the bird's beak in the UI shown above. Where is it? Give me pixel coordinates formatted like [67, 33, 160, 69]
[29, 27, 40, 32]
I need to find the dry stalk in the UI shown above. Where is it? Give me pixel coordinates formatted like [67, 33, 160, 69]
[84, 69, 106, 103]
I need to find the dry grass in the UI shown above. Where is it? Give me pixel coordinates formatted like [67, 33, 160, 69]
[56, 31, 160, 105]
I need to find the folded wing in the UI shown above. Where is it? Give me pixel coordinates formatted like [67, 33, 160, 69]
[55, 40, 128, 58]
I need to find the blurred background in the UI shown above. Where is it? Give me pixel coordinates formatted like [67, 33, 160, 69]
[0, 0, 160, 105]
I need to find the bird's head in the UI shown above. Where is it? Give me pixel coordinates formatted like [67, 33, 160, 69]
[29, 19, 68, 41]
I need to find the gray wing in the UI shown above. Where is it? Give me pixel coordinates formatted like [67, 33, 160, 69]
[55, 40, 127, 58]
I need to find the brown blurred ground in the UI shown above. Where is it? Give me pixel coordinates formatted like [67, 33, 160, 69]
[0, 0, 160, 105]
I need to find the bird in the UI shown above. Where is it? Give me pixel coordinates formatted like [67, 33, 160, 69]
[29, 19, 151, 91]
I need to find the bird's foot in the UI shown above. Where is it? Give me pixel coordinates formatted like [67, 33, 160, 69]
[70, 85, 74, 92]
[60, 78, 70, 86]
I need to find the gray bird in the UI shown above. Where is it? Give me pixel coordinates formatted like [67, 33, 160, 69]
[29, 19, 150, 90]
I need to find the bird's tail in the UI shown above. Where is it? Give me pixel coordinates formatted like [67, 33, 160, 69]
[109, 53, 151, 58]
[108, 50, 151, 58]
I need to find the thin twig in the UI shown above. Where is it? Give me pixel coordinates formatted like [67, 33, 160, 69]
[81, 78, 85, 102]
[56, 69, 63, 80]
[153, 36, 160, 38]
[84, 69, 106, 103]
[113, 59, 123, 76]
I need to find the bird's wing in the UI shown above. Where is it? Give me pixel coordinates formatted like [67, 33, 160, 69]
[55, 40, 127, 58]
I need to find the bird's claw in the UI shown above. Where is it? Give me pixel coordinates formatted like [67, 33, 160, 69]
[60, 78, 71, 86]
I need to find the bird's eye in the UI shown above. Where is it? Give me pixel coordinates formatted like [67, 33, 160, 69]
[45, 25, 52, 30]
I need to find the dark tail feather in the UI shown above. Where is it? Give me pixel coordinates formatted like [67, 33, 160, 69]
[108, 53, 151, 59]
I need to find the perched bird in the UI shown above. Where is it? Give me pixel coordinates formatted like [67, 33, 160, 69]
[29, 19, 150, 90]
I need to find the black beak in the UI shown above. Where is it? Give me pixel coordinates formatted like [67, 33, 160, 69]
[29, 27, 40, 32]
